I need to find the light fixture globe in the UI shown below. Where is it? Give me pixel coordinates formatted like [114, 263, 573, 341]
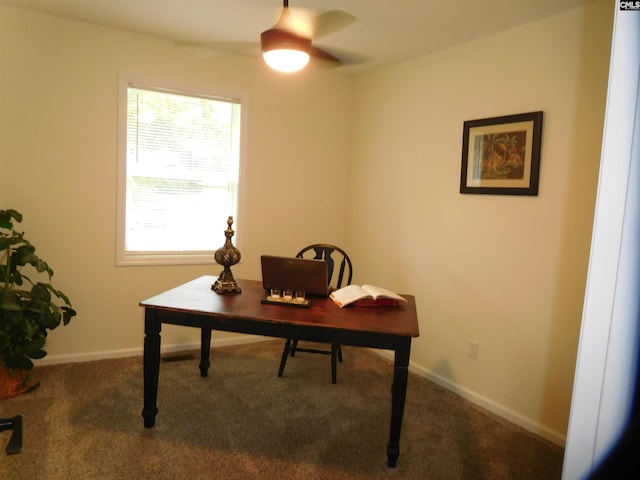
[263, 49, 310, 72]
[261, 28, 311, 73]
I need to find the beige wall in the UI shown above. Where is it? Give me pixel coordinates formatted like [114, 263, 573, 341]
[348, 0, 613, 443]
[0, 1, 614, 446]
[0, 6, 352, 355]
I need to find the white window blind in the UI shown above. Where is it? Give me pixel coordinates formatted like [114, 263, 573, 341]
[117, 84, 242, 265]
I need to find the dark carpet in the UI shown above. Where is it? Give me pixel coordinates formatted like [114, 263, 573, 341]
[1, 339, 564, 479]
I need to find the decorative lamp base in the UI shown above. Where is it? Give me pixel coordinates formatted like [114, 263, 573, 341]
[211, 216, 242, 294]
[211, 269, 241, 294]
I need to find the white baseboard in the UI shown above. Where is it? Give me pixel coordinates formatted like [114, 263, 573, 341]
[36, 334, 273, 366]
[372, 349, 566, 447]
[36, 336, 566, 447]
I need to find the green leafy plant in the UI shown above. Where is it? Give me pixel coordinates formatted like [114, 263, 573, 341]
[0, 209, 77, 373]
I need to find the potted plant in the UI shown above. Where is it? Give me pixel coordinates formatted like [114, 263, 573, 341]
[0, 209, 77, 397]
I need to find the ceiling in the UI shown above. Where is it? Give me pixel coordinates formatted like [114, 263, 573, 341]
[0, 0, 598, 73]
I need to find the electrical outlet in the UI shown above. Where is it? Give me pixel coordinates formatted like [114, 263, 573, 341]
[468, 340, 479, 359]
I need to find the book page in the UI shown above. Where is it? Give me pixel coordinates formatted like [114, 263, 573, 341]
[361, 285, 406, 301]
[330, 284, 407, 307]
[329, 285, 371, 307]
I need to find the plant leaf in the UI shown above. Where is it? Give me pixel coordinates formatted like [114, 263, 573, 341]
[23, 337, 47, 358]
[0, 209, 22, 229]
[62, 306, 77, 325]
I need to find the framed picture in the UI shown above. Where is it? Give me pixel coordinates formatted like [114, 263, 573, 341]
[460, 111, 543, 195]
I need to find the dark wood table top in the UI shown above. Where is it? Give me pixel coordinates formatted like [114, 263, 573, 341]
[141, 276, 419, 338]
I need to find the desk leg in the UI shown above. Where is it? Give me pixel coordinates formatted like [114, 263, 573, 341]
[387, 338, 411, 468]
[200, 328, 212, 377]
[142, 309, 161, 428]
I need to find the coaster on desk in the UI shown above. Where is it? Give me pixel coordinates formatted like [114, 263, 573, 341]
[261, 296, 313, 308]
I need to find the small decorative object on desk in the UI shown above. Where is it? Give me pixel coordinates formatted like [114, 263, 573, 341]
[212, 216, 242, 294]
[261, 288, 312, 308]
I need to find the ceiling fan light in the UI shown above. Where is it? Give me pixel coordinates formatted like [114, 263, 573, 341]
[263, 49, 310, 73]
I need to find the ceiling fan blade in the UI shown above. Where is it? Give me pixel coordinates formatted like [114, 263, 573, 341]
[175, 41, 260, 57]
[200, 41, 260, 54]
[312, 10, 356, 39]
[311, 45, 371, 68]
[309, 45, 341, 66]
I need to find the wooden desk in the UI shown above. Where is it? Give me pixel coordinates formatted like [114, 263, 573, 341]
[140, 276, 419, 468]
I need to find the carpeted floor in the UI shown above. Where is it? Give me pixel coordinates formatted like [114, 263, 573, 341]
[1, 339, 564, 479]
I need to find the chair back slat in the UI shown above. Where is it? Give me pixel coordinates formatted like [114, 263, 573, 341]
[335, 257, 347, 288]
[296, 244, 353, 290]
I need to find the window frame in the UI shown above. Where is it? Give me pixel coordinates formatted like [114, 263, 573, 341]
[116, 75, 247, 266]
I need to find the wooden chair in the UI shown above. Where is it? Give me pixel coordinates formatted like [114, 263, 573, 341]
[277, 244, 353, 384]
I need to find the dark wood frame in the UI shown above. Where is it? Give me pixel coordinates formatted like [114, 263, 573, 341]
[460, 111, 543, 195]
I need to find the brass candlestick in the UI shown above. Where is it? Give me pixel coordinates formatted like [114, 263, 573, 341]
[211, 216, 242, 294]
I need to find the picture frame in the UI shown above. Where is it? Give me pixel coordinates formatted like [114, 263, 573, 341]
[460, 111, 543, 195]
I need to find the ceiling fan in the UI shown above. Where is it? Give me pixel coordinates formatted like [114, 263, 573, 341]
[260, 0, 353, 72]
[179, 1, 358, 72]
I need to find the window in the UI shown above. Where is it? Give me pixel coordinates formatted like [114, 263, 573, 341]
[117, 80, 243, 265]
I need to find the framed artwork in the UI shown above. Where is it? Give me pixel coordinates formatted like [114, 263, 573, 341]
[460, 111, 543, 195]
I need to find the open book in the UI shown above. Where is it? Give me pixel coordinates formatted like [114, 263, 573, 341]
[330, 284, 407, 308]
